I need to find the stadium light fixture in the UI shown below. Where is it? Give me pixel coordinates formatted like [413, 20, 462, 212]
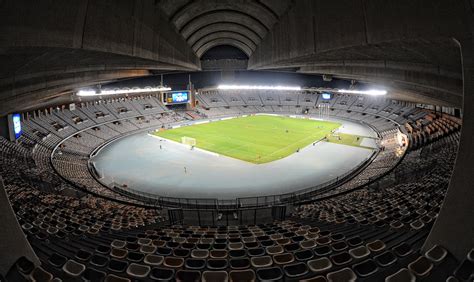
[217, 84, 301, 91]
[77, 86, 172, 97]
[337, 89, 387, 96]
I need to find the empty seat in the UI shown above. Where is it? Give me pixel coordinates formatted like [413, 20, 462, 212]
[156, 247, 172, 256]
[202, 270, 229, 282]
[326, 267, 357, 282]
[410, 220, 425, 230]
[176, 270, 201, 282]
[374, 251, 397, 267]
[163, 257, 184, 268]
[15, 257, 35, 274]
[349, 245, 370, 260]
[30, 267, 53, 282]
[150, 267, 174, 281]
[210, 250, 228, 258]
[300, 240, 317, 249]
[366, 240, 386, 253]
[191, 249, 209, 258]
[453, 259, 474, 281]
[111, 240, 127, 249]
[90, 254, 109, 267]
[393, 243, 413, 257]
[144, 254, 163, 266]
[295, 249, 314, 261]
[138, 238, 152, 245]
[230, 258, 250, 269]
[127, 251, 144, 262]
[273, 253, 295, 265]
[110, 248, 128, 259]
[256, 267, 284, 281]
[266, 245, 284, 255]
[185, 258, 206, 270]
[353, 259, 379, 277]
[48, 253, 67, 268]
[408, 256, 433, 277]
[331, 241, 348, 252]
[284, 262, 309, 278]
[125, 242, 138, 251]
[126, 263, 150, 278]
[425, 245, 448, 263]
[316, 237, 331, 245]
[330, 252, 352, 266]
[468, 248, 474, 262]
[260, 240, 274, 247]
[229, 249, 247, 258]
[140, 245, 157, 254]
[385, 268, 415, 282]
[108, 259, 128, 273]
[308, 257, 333, 273]
[251, 256, 273, 268]
[173, 248, 190, 257]
[229, 242, 244, 250]
[314, 245, 332, 256]
[347, 236, 363, 247]
[75, 250, 92, 262]
[62, 259, 86, 277]
[83, 268, 106, 281]
[248, 248, 265, 257]
[230, 269, 256, 282]
[207, 259, 228, 270]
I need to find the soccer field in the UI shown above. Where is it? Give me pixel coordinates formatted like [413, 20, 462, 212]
[155, 115, 341, 164]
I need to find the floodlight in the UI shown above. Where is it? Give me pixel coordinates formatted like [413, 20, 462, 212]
[337, 89, 387, 96]
[217, 84, 301, 91]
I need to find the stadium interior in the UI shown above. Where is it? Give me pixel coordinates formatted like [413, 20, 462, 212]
[0, 1, 473, 281]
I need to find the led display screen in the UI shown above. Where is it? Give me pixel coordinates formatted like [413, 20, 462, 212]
[12, 113, 22, 139]
[172, 92, 188, 103]
[321, 93, 332, 100]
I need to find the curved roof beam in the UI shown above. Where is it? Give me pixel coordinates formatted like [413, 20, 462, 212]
[172, 1, 277, 31]
[181, 11, 268, 40]
[196, 39, 252, 58]
[187, 22, 262, 47]
[192, 31, 257, 53]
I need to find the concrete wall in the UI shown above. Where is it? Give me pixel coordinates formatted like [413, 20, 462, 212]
[0, 0, 200, 114]
[248, 0, 469, 107]
[423, 3, 474, 260]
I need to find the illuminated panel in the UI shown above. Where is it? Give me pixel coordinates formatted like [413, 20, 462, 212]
[218, 85, 301, 91]
[321, 93, 332, 100]
[12, 114, 21, 139]
[163, 91, 190, 105]
[172, 92, 188, 103]
[337, 89, 387, 96]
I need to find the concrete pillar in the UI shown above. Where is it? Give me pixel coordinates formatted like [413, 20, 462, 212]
[0, 176, 40, 276]
[423, 5, 474, 260]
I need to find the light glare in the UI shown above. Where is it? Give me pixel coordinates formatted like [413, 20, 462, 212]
[337, 89, 387, 96]
[218, 84, 301, 91]
[77, 86, 172, 96]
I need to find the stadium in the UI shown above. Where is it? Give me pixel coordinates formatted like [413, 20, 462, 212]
[0, 1, 472, 282]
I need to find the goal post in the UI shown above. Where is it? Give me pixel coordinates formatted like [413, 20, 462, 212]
[181, 136, 196, 146]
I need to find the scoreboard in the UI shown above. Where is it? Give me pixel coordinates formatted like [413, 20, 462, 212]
[0, 113, 22, 141]
[162, 91, 190, 105]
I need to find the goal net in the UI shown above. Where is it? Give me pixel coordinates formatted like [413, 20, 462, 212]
[181, 136, 196, 146]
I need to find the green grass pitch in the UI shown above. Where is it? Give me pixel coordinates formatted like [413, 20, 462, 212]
[154, 115, 341, 164]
